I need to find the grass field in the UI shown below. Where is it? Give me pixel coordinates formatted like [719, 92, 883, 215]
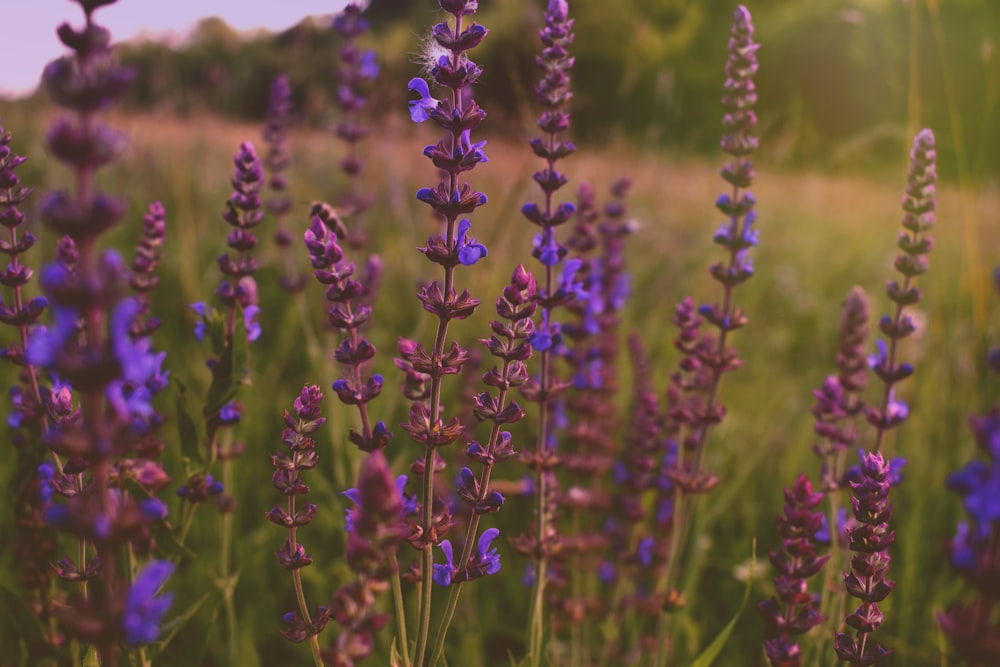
[1, 99, 999, 665]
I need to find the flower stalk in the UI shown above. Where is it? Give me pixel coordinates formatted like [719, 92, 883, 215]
[403, 1, 489, 664]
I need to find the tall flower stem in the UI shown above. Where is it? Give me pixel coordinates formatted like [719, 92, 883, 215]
[429, 266, 534, 666]
[517, 3, 578, 662]
[219, 430, 238, 666]
[655, 8, 759, 666]
[404, 3, 489, 664]
[834, 129, 935, 667]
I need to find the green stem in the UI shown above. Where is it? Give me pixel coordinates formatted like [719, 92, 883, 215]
[291, 568, 324, 667]
[390, 559, 412, 667]
[219, 434, 238, 665]
[654, 166, 747, 667]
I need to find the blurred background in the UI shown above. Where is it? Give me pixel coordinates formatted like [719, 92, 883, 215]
[4, 0, 1000, 180]
[1, 1, 999, 665]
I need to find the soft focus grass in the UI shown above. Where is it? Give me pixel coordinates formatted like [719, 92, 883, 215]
[0, 100, 998, 665]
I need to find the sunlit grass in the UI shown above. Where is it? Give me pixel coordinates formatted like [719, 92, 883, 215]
[1, 102, 998, 664]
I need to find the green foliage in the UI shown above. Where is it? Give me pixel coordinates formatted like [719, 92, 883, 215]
[47, 0, 994, 177]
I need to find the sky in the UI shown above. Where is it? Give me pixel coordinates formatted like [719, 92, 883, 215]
[0, 1, 354, 97]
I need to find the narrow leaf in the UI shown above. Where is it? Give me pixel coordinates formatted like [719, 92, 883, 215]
[174, 380, 203, 465]
[689, 538, 756, 667]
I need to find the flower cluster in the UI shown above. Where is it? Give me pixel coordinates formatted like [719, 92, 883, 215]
[652, 9, 759, 666]
[269, 385, 330, 663]
[427, 264, 536, 664]
[833, 452, 896, 665]
[0, 121, 67, 648]
[758, 476, 830, 666]
[549, 179, 634, 631]
[830, 128, 935, 664]
[304, 202, 389, 452]
[333, 2, 379, 248]
[518, 2, 579, 656]
[403, 1, 491, 663]
[323, 451, 408, 666]
[189, 141, 264, 449]
[262, 74, 308, 293]
[937, 272, 1000, 663]
[26, 1, 177, 660]
[128, 202, 166, 340]
[866, 129, 935, 444]
[812, 287, 871, 493]
[663, 4, 759, 503]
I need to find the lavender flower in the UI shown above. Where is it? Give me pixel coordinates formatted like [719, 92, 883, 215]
[866, 129, 935, 447]
[28, 3, 179, 663]
[303, 202, 389, 453]
[215, 141, 263, 322]
[127, 202, 166, 340]
[832, 129, 935, 663]
[0, 123, 66, 646]
[427, 265, 535, 664]
[758, 476, 830, 667]
[517, 3, 578, 662]
[262, 74, 308, 293]
[549, 180, 633, 641]
[333, 3, 379, 248]
[833, 452, 896, 665]
[123, 560, 174, 647]
[937, 272, 1000, 663]
[812, 288, 871, 493]
[402, 2, 489, 664]
[187, 141, 263, 461]
[320, 451, 407, 666]
[269, 385, 329, 664]
[653, 9, 759, 667]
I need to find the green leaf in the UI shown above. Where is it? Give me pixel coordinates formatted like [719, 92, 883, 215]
[689, 538, 756, 667]
[174, 380, 204, 466]
[155, 592, 216, 665]
[151, 518, 197, 560]
[231, 303, 251, 387]
[202, 305, 252, 419]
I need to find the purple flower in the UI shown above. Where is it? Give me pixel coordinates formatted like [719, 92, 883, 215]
[408, 77, 439, 123]
[532, 229, 564, 267]
[244, 304, 261, 341]
[433, 539, 455, 586]
[359, 49, 379, 80]
[529, 310, 560, 352]
[459, 129, 488, 164]
[190, 302, 207, 341]
[949, 461, 1000, 527]
[123, 560, 175, 646]
[456, 218, 487, 266]
[469, 527, 502, 577]
[219, 402, 242, 425]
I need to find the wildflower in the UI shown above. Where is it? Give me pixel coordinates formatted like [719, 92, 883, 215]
[834, 452, 896, 666]
[467, 527, 502, 578]
[456, 219, 487, 266]
[433, 540, 455, 586]
[408, 77, 439, 123]
[123, 560, 175, 647]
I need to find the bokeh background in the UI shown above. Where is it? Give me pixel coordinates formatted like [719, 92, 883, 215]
[1, 0, 999, 665]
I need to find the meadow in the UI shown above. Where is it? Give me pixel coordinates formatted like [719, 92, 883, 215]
[1, 1, 999, 666]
